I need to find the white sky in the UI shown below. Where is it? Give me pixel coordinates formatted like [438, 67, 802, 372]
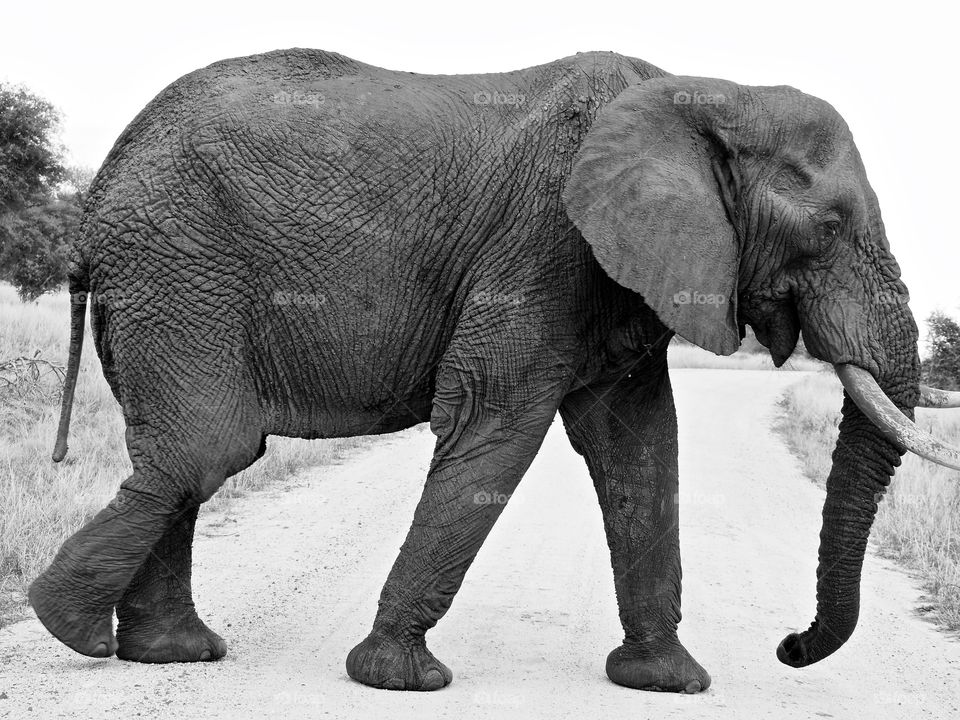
[3, 0, 956, 343]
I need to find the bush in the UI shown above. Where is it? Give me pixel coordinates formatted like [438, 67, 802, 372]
[0, 198, 79, 300]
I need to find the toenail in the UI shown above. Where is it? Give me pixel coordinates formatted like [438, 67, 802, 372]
[199, 649, 211, 661]
[421, 669, 445, 690]
[90, 642, 110, 658]
[684, 680, 701, 694]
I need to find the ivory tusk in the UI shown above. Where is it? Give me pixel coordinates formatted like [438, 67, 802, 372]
[917, 385, 960, 409]
[835, 364, 960, 470]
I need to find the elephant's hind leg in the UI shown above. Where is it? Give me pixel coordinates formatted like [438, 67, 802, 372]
[560, 363, 711, 693]
[114, 506, 227, 662]
[27, 481, 166, 659]
[29, 385, 264, 661]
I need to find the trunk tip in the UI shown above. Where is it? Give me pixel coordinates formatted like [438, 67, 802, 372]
[776, 632, 810, 668]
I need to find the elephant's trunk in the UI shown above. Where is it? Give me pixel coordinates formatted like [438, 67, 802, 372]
[778, 367, 916, 667]
[777, 395, 902, 665]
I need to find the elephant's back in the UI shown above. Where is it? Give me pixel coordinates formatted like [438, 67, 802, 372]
[86, 47, 666, 196]
[75, 47, 667, 298]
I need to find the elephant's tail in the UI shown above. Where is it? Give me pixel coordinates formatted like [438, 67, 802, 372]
[52, 271, 89, 462]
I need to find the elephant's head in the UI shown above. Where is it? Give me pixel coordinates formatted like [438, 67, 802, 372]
[563, 76, 960, 667]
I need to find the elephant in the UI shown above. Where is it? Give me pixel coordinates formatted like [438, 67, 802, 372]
[29, 48, 960, 693]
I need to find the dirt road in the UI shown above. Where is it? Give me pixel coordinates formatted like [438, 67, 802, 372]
[2, 370, 958, 718]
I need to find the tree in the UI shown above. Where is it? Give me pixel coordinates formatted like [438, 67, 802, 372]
[0, 83, 65, 213]
[62, 164, 96, 203]
[0, 83, 91, 300]
[921, 311, 960, 390]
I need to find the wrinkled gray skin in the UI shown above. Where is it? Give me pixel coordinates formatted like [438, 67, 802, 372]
[30, 49, 919, 693]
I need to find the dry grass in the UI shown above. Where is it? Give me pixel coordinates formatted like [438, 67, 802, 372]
[778, 373, 960, 629]
[668, 339, 826, 371]
[0, 283, 373, 626]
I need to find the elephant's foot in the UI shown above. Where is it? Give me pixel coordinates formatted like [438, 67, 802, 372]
[116, 613, 227, 663]
[346, 632, 453, 691]
[28, 569, 118, 658]
[606, 639, 711, 693]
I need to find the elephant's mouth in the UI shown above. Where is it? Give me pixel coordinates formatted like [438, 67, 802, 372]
[835, 364, 960, 469]
[741, 299, 801, 368]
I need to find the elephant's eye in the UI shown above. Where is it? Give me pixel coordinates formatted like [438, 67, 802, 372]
[821, 220, 842, 243]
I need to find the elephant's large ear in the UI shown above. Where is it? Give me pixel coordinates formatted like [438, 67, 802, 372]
[563, 77, 742, 355]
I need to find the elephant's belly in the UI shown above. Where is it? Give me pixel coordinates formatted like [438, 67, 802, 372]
[268, 398, 434, 440]
[254, 348, 438, 440]
[249, 275, 451, 440]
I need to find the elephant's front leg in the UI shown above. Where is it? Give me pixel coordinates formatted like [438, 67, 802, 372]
[560, 364, 711, 693]
[346, 344, 568, 691]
